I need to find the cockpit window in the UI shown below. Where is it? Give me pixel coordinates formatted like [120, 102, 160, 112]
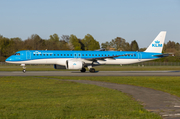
[13, 53, 20, 55]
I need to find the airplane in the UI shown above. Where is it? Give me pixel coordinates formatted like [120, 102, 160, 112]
[5, 31, 168, 73]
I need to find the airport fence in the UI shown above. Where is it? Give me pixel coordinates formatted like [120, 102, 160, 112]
[0, 62, 180, 66]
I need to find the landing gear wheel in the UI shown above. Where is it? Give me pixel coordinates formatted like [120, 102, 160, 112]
[22, 69, 26, 73]
[89, 68, 95, 73]
[80, 68, 86, 72]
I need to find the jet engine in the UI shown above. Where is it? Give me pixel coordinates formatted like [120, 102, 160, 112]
[54, 60, 84, 70]
[66, 60, 84, 69]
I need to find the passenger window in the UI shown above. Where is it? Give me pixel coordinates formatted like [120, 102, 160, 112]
[57, 54, 59, 56]
[98, 54, 100, 56]
[71, 54, 72, 56]
[75, 54, 76, 56]
[82, 54, 84, 56]
[50, 54, 52, 56]
[89, 54, 91, 56]
[134, 54, 136, 57]
[95, 54, 97, 56]
[47, 54, 48, 56]
[105, 54, 106, 56]
[64, 54, 66, 56]
[43, 54, 45, 56]
[92, 54, 94, 56]
[34, 54, 35, 56]
[86, 54, 87, 56]
[67, 54, 69, 56]
[40, 54, 42, 56]
[37, 54, 39, 56]
[54, 54, 56, 56]
[61, 54, 62, 56]
[79, 54, 80, 56]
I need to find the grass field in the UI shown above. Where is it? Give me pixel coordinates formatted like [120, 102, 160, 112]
[46, 76, 180, 97]
[0, 76, 161, 119]
[0, 65, 180, 71]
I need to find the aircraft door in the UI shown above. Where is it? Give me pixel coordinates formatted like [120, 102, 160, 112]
[26, 51, 31, 60]
[74, 53, 81, 58]
[138, 52, 142, 61]
[78, 53, 81, 58]
[74, 53, 77, 58]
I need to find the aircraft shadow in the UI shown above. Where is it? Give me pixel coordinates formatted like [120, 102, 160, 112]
[71, 71, 99, 73]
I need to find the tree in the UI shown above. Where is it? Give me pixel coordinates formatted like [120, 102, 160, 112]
[69, 34, 81, 50]
[59, 40, 70, 50]
[46, 33, 60, 50]
[60, 35, 69, 43]
[101, 41, 111, 50]
[0, 36, 10, 61]
[109, 37, 129, 51]
[130, 40, 139, 51]
[81, 34, 100, 50]
[9, 37, 23, 53]
[24, 34, 44, 50]
[49, 33, 59, 42]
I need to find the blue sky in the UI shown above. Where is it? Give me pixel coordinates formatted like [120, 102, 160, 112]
[0, 0, 180, 48]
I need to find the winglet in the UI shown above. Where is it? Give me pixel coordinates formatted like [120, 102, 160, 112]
[144, 31, 166, 53]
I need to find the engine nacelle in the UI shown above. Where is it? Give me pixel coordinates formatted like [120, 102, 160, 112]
[66, 60, 84, 70]
[54, 64, 66, 69]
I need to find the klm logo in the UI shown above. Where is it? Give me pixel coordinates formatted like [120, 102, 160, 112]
[33, 51, 41, 54]
[152, 40, 162, 47]
[73, 63, 76, 65]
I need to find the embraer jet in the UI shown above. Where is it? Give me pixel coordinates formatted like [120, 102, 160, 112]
[6, 31, 168, 73]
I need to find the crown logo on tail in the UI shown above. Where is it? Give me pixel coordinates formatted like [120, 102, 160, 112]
[152, 40, 162, 47]
[155, 40, 160, 43]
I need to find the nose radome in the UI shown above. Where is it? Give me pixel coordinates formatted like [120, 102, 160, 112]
[5, 57, 12, 62]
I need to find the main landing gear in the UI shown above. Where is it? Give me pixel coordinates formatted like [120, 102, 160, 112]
[21, 64, 26, 73]
[80, 67, 96, 73]
[89, 68, 95, 73]
[80, 68, 86, 72]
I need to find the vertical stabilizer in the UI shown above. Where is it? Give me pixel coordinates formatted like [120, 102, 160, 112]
[145, 31, 166, 53]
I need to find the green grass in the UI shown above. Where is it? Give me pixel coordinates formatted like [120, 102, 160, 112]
[0, 76, 161, 119]
[0, 65, 180, 71]
[46, 76, 180, 97]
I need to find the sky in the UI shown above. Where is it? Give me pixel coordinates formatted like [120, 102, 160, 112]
[0, 0, 180, 48]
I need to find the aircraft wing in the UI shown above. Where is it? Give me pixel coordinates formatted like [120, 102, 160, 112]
[84, 54, 132, 61]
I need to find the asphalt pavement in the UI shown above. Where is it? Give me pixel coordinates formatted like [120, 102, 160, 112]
[0, 70, 180, 76]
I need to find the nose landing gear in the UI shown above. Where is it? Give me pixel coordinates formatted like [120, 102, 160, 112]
[20, 64, 26, 73]
[22, 69, 26, 73]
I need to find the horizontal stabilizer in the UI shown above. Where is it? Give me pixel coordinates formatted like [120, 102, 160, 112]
[153, 54, 169, 57]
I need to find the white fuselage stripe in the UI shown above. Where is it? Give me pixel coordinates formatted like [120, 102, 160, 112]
[6, 58, 154, 65]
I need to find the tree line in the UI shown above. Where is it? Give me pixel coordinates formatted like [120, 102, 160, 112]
[0, 33, 180, 62]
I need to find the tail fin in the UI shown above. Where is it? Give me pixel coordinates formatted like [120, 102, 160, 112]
[144, 31, 166, 53]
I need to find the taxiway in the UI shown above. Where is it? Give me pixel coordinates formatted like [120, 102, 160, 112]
[0, 70, 180, 76]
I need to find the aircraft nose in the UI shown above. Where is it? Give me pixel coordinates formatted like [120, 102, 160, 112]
[5, 57, 12, 62]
